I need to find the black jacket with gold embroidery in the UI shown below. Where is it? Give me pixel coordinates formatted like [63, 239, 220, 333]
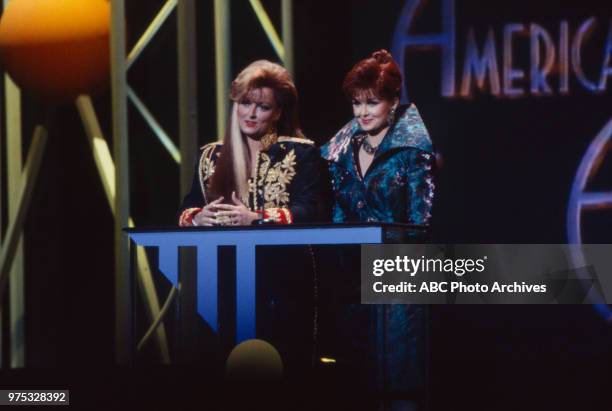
[179, 137, 323, 225]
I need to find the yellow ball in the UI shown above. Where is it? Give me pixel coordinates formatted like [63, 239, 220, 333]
[0, 0, 110, 101]
[226, 339, 284, 380]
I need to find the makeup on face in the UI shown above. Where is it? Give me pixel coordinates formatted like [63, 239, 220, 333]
[351, 90, 397, 134]
[237, 87, 280, 138]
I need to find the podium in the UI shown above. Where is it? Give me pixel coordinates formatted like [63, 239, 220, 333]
[126, 223, 422, 344]
[125, 223, 427, 399]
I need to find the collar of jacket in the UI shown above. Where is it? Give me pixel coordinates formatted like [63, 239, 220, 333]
[321, 103, 433, 164]
[263, 136, 314, 157]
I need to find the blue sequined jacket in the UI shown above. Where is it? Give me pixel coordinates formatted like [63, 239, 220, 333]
[321, 104, 435, 226]
[320, 104, 434, 392]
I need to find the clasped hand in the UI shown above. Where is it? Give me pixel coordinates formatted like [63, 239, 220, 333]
[192, 192, 259, 226]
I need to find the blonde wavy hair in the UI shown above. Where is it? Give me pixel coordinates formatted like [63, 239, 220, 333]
[209, 60, 303, 201]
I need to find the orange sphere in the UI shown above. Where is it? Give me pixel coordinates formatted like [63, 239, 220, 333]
[0, 0, 110, 101]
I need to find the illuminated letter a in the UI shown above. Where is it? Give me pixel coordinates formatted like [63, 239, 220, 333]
[391, 0, 456, 99]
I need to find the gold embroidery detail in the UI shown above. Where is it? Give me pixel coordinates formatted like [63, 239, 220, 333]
[260, 132, 278, 151]
[257, 153, 270, 180]
[277, 136, 315, 145]
[201, 156, 216, 182]
[244, 177, 256, 207]
[198, 143, 221, 203]
[257, 149, 297, 209]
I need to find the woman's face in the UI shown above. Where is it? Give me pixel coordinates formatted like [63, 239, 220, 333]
[351, 90, 398, 133]
[237, 87, 281, 138]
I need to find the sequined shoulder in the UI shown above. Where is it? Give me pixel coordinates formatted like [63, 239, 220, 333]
[277, 136, 315, 146]
[200, 141, 222, 155]
[198, 142, 222, 193]
[320, 118, 359, 162]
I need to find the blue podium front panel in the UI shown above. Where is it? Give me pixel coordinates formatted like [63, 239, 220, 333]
[126, 224, 399, 343]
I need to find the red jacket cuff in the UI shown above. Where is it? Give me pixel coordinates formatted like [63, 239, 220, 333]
[179, 207, 202, 227]
[262, 207, 293, 224]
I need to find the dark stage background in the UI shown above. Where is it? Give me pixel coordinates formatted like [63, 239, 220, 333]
[7, 0, 612, 409]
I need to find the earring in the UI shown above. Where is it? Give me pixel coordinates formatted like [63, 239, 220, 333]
[387, 108, 396, 125]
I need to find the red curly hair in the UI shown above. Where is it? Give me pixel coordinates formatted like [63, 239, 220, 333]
[342, 49, 402, 101]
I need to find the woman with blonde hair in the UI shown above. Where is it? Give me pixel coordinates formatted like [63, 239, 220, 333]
[179, 60, 321, 226]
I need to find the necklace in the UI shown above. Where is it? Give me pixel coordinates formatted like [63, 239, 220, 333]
[361, 137, 379, 155]
[260, 132, 278, 151]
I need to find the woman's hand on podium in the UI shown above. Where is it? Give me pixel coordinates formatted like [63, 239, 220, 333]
[214, 191, 259, 226]
[192, 197, 224, 226]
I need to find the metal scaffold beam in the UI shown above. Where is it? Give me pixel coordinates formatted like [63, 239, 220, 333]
[3, 0, 26, 370]
[177, 0, 198, 197]
[214, 0, 231, 140]
[110, 0, 131, 365]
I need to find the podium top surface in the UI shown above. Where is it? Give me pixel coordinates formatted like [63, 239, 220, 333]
[124, 222, 426, 234]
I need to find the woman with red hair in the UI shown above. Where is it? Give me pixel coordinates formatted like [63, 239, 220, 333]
[321, 49, 434, 225]
[320, 50, 434, 398]
[179, 60, 321, 226]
